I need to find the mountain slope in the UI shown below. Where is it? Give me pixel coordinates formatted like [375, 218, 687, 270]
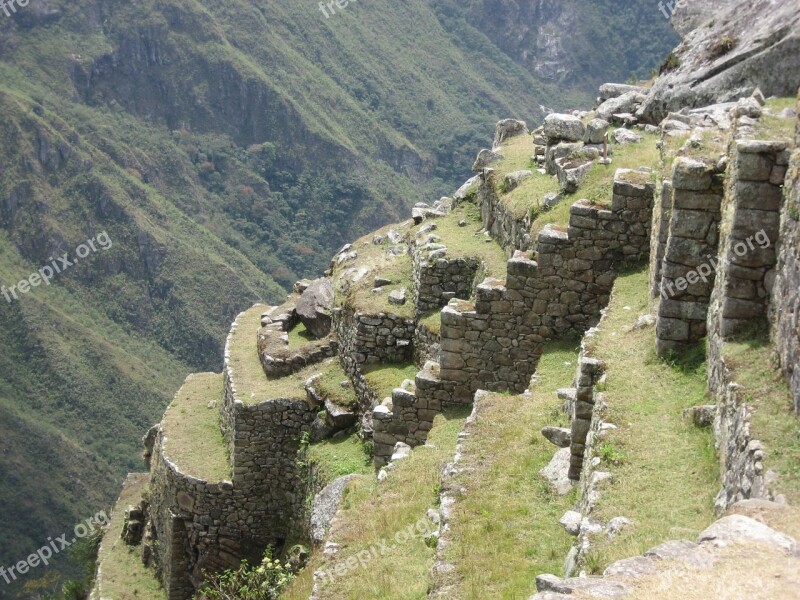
[0, 0, 678, 590]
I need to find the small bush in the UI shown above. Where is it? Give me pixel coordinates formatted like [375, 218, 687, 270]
[709, 35, 737, 60]
[196, 549, 293, 600]
[659, 52, 680, 74]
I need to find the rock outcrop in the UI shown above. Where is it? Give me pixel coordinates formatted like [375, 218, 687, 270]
[639, 0, 800, 123]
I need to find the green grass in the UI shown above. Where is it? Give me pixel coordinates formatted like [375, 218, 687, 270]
[441, 341, 580, 599]
[92, 474, 165, 600]
[418, 202, 509, 281]
[332, 223, 416, 319]
[530, 129, 660, 241]
[308, 434, 374, 481]
[313, 362, 359, 410]
[282, 408, 471, 600]
[161, 373, 230, 483]
[287, 322, 316, 347]
[363, 362, 420, 401]
[722, 333, 800, 505]
[754, 97, 797, 142]
[492, 133, 561, 219]
[581, 268, 718, 570]
[420, 311, 442, 336]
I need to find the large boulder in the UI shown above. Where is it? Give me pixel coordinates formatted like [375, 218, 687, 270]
[543, 113, 586, 143]
[639, 0, 800, 123]
[296, 278, 334, 338]
[599, 83, 649, 102]
[585, 118, 609, 144]
[493, 119, 528, 147]
[596, 90, 646, 121]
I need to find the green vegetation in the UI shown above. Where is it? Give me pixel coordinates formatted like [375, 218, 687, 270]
[440, 342, 580, 599]
[331, 223, 415, 318]
[287, 322, 315, 347]
[530, 130, 660, 240]
[196, 548, 292, 600]
[492, 133, 561, 219]
[313, 362, 359, 410]
[755, 97, 797, 141]
[92, 474, 165, 600]
[423, 203, 509, 280]
[161, 373, 230, 483]
[420, 311, 443, 336]
[722, 332, 800, 505]
[363, 362, 420, 401]
[581, 268, 718, 569]
[308, 434, 374, 481]
[282, 409, 470, 600]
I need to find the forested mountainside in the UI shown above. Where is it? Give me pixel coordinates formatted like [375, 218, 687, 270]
[0, 0, 676, 589]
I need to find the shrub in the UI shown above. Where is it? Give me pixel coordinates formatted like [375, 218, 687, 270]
[659, 52, 680, 74]
[708, 35, 737, 60]
[196, 549, 293, 600]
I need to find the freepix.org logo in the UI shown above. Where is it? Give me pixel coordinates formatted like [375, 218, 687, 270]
[0, 0, 30, 18]
[1, 232, 113, 303]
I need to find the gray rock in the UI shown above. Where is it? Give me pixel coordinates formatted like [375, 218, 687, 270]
[585, 118, 609, 144]
[296, 278, 334, 338]
[559, 510, 582, 535]
[539, 447, 573, 495]
[473, 148, 505, 172]
[388, 288, 407, 305]
[682, 405, 716, 428]
[374, 276, 392, 287]
[544, 113, 586, 143]
[310, 475, 361, 543]
[599, 83, 649, 101]
[503, 170, 533, 192]
[391, 442, 412, 461]
[494, 119, 528, 146]
[613, 128, 643, 145]
[596, 91, 645, 121]
[603, 555, 656, 578]
[324, 398, 357, 431]
[639, 1, 800, 123]
[697, 514, 799, 555]
[541, 426, 572, 448]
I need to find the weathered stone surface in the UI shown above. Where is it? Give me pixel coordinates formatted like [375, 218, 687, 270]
[494, 119, 528, 146]
[296, 278, 334, 338]
[613, 128, 643, 145]
[640, 1, 800, 123]
[584, 118, 609, 144]
[503, 170, 533, 192]
[541, 426, 572, 448]
[311, 475, 361, 544]
[599, 83, 649, 101]
[596, 90, 645, 121]
[540, 448, 573, 495]
[473, 148, 504, 172]
[544, 113, 586, 143]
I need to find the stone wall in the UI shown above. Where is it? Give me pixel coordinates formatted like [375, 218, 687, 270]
[258, 326, 338, 378]
[476, 169, 534, 255]
[649, 179, 673, 298]
[411, 241, 483, 317]
[371, 171, 654, 463]
[771, 94, 800, 414]
[566, 353, 607, 482]
[655, 156, 725, 355]
[333, 308, 415, 369]
[414, 319, 440, 367]
[708, 140, 785, 339]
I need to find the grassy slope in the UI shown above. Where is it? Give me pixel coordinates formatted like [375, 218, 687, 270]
[583, 269, 719, 570]
[441, 341, 580, 599]
[283, 409, 471, 600]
